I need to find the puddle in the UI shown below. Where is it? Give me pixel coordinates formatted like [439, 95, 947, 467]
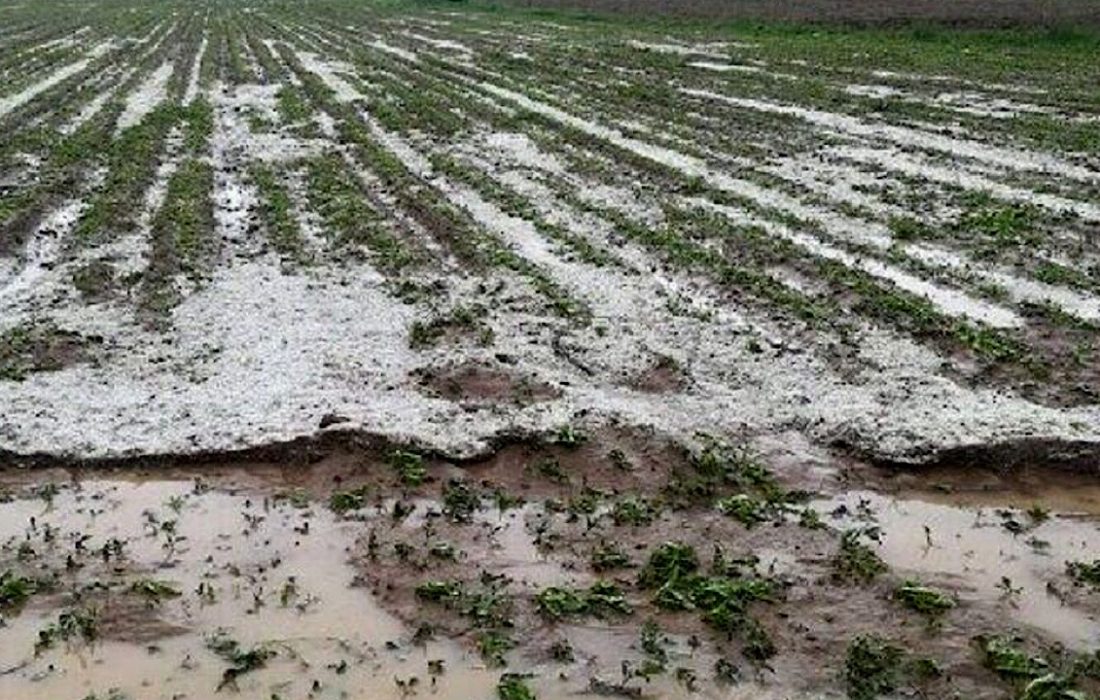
[817, 489, 1100, 649]
[884, 465, 1100, 516]
[0, 472, 503, 699]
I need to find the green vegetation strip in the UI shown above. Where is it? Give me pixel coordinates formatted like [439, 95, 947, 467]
[142, 159, 215, 316]
[250, 163, 309, 264]
[303, 152, 416, 269]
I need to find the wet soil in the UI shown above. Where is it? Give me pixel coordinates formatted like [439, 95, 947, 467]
[412, 359, 562, 405]
[0, 431, 1097, 699]
[0, 322, 97, 380]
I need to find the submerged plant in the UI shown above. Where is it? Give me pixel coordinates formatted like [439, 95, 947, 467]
[497, 672, 536, 700]
[0, 571, 38, 609]
[479, 631, 515, 667]
[1066, 560, 1100, 589]
[833, 528, 888, 583]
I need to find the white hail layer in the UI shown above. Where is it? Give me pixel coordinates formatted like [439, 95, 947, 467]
[0, 41, 111, 120]
[116, 61, 174, 132]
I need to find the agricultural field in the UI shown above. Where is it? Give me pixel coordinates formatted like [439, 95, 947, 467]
[0, 0, 1098, 698]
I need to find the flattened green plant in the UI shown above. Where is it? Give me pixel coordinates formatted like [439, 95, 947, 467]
[1065, 560, 1100, 589]
[416, 577, 515, 665]
[329, 486, 369, 514]
[833, 528, 888, 583]
[978, 635, 1051, 679]
[389, 449, 427, 486]
[207, 632, 276, 691]
[0, 571, 38, 609]
[130, 579, 182, 605]
[893, 581, 955, 618]
[1019, 673, 1091, 700]
[611, 496, 660, 526]
[535, 582, 632, 620]
[845, 634, 904, 700]
[35, 608, 98, 655]
[497, 673, 536, 700]
[638, 543, 775, 658]
[638, 543, 699, 589]
[715, 494, 768, 527]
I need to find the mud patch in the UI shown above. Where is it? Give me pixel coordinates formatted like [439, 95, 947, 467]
[0, 322, 98, 381]
[412, 360, 561, 405]
[628, 354, 688, 393]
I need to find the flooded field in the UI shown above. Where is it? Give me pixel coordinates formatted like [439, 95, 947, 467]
[1, 436, 1097, 699]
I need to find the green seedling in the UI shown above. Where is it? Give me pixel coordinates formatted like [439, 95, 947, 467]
[443, 480, 481, 523]
[551, 425, 587, 447]
[893, 581, 955, 618]
[497, 673, 536, 700]
[415, 581, 464, 603]
[535, 582, 631, 620]
[640, 619, 669, 668]
[534, 457, 569, 484]
[389, 450, 427, 486]
[611, 497, 660, 526]
[845, 634, 903, 700]
[591, 543, 632, 572]
[549, 639, 574, 662]
[715, 494, 768, 527]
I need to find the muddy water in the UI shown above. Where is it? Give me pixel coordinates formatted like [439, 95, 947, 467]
[1, 464, 1098, 699]
[0, 474, 504, 700]
[818, 484, 1100, 649]
[0, 472, 752, 700]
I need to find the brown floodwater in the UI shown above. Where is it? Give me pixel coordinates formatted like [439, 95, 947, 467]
[817, 486, 1100, 649]
[0, 463, 1097, 699]
[0, 470, 776, 700]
